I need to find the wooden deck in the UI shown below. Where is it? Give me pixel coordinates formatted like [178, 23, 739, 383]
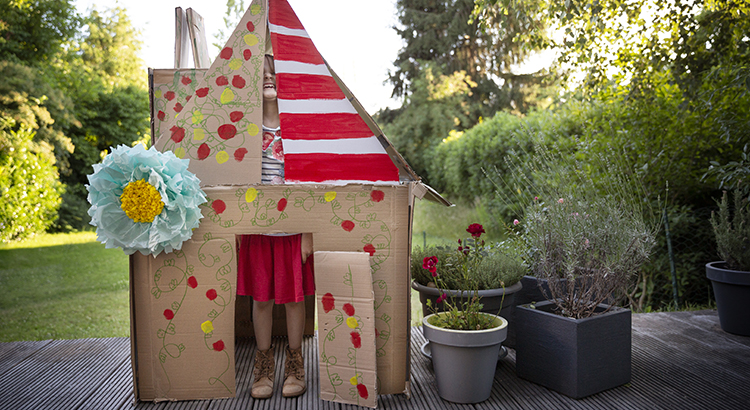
[1, 310, 749, 410]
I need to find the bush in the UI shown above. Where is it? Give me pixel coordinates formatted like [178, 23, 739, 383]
[712, 191, 750, 271]
[0, 125, 61, 242]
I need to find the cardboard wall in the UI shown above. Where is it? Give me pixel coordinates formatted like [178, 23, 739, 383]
[131, 183, 413, 401]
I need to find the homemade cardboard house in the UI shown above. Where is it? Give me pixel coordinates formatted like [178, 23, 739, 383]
[131, 0, 447, 405]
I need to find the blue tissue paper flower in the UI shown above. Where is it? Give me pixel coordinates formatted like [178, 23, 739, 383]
[86, 144, 206, 256]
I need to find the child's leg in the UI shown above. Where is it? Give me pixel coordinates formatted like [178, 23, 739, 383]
[284, 300, 305, 349]
[253, 299, 274, 350]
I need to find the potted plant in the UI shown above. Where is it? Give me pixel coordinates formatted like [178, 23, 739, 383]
[418, 224, 517, 403]
[706, 190, 750, 336]
[504, 145, 657, 399]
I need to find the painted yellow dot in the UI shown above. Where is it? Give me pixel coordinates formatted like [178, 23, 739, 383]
[243, 33, 259, 46]
[324, 191, 337, 202]
[174, 147, 186, 159]
[346, 317, 359, 329]
[193, 129, 205, 141]
[155, 89, 163, 99]
[245, 188, 258, 203]
[250, 4, 261, 14]
[220, 88, 235, 104]
[229, 58, 243, 70]
[246, 123, 259, 136]
[201, 320, 214, 334]
[192, 110, 204, 124]
[350, 375, 358, 386]
[216, 151, 229, 164]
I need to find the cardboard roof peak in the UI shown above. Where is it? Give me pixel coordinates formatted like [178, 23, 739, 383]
[150, 0, 449, 206]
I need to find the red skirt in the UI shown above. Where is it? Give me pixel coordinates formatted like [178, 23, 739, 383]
[236, 234, 315, 304]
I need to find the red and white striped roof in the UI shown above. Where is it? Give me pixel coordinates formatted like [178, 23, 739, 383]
[269, 0, 400, 184]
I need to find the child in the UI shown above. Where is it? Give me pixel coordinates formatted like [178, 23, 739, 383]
[236, 54, 315, 399]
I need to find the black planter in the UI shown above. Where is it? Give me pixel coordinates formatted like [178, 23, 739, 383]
[706, 261, 750, 336]
[412, 280, 522, 318]
[515, 300, 632, 399]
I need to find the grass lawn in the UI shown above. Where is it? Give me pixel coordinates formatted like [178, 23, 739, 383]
[0, 232, 130, 342]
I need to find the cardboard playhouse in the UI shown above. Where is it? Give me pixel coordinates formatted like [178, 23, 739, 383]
[132, 0, 448, 406]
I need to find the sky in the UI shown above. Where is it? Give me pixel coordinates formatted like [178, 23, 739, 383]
[74, 0, 403, 113]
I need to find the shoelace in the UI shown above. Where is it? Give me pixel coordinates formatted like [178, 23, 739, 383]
[285, 350, 304, 380]
[254, 351, 274, 379]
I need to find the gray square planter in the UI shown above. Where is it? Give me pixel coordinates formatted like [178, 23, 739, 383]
[515, 300, 632, 399]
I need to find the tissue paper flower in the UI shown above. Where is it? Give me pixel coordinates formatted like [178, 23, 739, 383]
[86, 144, 206, 256]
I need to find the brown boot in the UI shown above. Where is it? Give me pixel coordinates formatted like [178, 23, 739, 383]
[282, 346, 306, 397]
[251, 347, 274, 399]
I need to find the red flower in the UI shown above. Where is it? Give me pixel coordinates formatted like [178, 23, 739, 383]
[212, 199, 226, 215]
[243, 49, 252, 60]
[157, 110, 165, 121]
[322, 293, 335, 313]
[234, 148, 248, 162]
[343, 303, 355, 316]
[170, 126, 185, 143]
[466, 223, 485, 238]
[219, 47, 233, 60]
[357, 384, 369, 399]
[277, 198, 287, 212]
[350, 331, 362, 348]
[363, 244, 376, 256]
[370, 190, 385, 202]
[197, 143, 210, 160]
[187, 276, 198, 289]
[181, 76, 192, 85]
[196, 87, 209, 97]
[341, 220, 355, 232]
[229, 111, 243, 122]
[206, 289, 217, 301]
[436, 293, 448, 304]
[246, 21, 255, 31]
[218, 124, 237, 140]
[422, 256, 438, 275]
[174, 102, 183, 113]
[164, 91, 175, 101]
[232, 75, 246, 89]
[163, 309, 174, 320]
[213, 340, 225, 352]
[216, 76, 228, 86]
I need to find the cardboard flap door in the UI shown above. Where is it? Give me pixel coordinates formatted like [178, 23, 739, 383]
[315, 251, 378, 408]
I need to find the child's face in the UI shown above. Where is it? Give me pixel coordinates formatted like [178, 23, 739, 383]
[263, 58, 277, 101]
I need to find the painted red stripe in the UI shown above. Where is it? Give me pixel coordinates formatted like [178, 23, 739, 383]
[271, 33, 325, 65]
[277, 73, 345, 100]
[285, 153, 399, 182]
[269, 0, 304, 30]
[280, 113, 374, 140]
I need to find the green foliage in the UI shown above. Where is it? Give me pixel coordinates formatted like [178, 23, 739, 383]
[0, 0, 80, 65]
[0, 232, 129, 341]
[0, 125, 61, 242]
[711, 191, 750, 271]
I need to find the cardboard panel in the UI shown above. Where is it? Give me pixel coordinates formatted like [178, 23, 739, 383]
[132, 233, 237, 401]
[315, 252, 378, 408]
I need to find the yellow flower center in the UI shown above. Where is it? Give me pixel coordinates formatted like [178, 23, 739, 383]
[120, 179, 165, 223]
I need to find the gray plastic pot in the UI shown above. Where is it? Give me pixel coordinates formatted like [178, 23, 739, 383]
[422, 312, 508, 403]
[706, 261, 750, 336]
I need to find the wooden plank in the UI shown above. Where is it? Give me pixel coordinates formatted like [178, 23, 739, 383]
[174, 7, 190, 68]
[0, 339, 51, 375]
[186, 8, 210, 68]
[78, 358, 134, 410]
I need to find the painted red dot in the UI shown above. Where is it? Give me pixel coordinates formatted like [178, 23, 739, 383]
[206, 289, 217, 301]
[170, 126, 185, 143]
[322, 293, 335, 313]
[246, 21, 255, 31]
[181, 76, 192, 85]
[163, 309, 174, 320]
[185, 95, 192, 102]
[234, 148, 248, 162]
[157, 110, 165, 121]
[216, 76, 228, 86]
[370, 190, 385, 202]
[363, 244, 376, 256]
[174, 102, 183, 113]
[197, 143, 211, 160]
[218, 124, 237, 140]
[375, 328, 380, 339]
[164, 91, 175, 101]
[232, 75, 246, 89]
[243, 49, 252, 61]
[212, 199, 226, 215]
[277, 198, 287, 212]
[350, 331, 362, 349]
[213, 340, 225, 352]
[229, 111, 244, 122]
[357, 384, 369, 399]
[343, 303, 355, 316]
[341, 220, 355, 232]
[196, 87, 209, 97]
[187, 276, 198, 289]
[220, 47, 233, 60]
